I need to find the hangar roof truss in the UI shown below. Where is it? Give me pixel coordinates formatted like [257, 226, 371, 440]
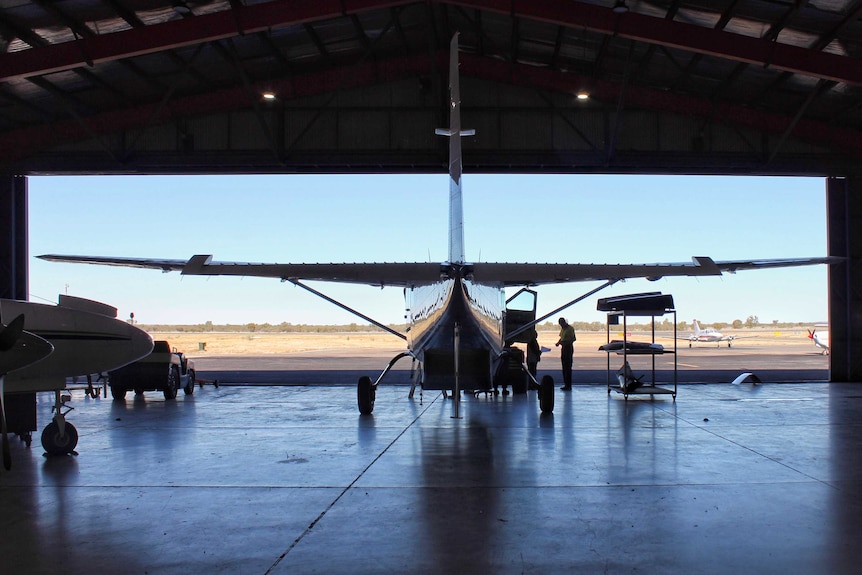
[0, 0, 860, 175]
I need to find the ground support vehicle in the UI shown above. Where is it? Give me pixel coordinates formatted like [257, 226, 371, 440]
[108, 341, 195, 400]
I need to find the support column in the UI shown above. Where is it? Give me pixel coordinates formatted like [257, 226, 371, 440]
[0, 175, 34, 439]
[827, 176, 862, 382]
[0, 175, 27, 301]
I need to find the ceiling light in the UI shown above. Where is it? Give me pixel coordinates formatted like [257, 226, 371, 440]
[576, 91, 590, 101]
[612, 0, 628, 14]
[262, 91, 277, 101]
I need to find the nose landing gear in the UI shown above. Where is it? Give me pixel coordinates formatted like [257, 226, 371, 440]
[41, 390, 78, 456]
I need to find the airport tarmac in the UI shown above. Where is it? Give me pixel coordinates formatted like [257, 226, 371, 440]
[189, 338, 829, 387]
[2, 344, 858, 575]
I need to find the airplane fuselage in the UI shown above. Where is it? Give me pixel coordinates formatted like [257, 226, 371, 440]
[407, 267, 504, 390]
[1, 297, 154, 393]
[693, 332, 722, 342]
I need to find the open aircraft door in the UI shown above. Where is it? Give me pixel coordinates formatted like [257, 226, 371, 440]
[504, 288, 538, 344]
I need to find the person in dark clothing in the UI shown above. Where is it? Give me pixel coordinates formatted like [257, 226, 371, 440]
[526, 329, 541, 380]
[555, 317, 576, 390]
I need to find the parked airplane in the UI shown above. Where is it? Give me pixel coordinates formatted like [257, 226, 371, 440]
[1, 295, 153, 456]
[687, 319, 738, 348]
[39, 34, 836, 415]
[808, 327, 829, 354]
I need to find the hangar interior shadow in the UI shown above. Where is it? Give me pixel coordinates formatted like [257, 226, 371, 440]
[0, 381, 860, 575]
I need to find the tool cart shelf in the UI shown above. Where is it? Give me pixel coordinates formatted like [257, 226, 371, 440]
[597, 292, 677, 400]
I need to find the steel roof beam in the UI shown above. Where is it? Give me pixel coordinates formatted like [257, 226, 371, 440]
[0, 0, 412, 83]
[449, 0, 862, 86]
[0, 0, 859, 86]
[1, 52, 860, 166]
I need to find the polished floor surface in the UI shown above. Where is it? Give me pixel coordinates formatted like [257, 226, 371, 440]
[2, 381, 861, 574]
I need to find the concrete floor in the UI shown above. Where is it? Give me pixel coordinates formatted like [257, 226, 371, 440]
[1, 380, 861, 574]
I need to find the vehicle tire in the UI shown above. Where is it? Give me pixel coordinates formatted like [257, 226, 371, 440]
[539, 375, 555, 414]
[357, 376, 375, 415]
[183, 370, 195, 395]
[41, 421, 78, 455]
[163, 366, 179, 400]
[110, 386, 127, 400]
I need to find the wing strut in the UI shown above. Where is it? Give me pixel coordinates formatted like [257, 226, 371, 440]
[505, 279, 620, 342]
[287, 279, 407, 341]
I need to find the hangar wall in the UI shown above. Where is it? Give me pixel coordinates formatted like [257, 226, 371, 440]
[0, 176, 28, 301]
[828, 176, 862, 382]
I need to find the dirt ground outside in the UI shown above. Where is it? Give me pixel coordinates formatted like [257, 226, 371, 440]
[147, 327, 819, 359]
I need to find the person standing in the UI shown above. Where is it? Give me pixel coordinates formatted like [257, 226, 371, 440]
[555, 317, 576, 390]
[526, 329, 541, 381]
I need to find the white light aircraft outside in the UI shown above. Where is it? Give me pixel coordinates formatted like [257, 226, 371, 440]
[687, 319, 739, 348]
[39, 34, 837, 416]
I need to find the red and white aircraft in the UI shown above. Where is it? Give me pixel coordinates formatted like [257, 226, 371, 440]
[808, 327, 829, 355]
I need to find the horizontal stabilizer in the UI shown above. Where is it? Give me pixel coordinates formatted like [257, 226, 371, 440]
[435, 128, 476, 137]
[58, 294, 118, 318]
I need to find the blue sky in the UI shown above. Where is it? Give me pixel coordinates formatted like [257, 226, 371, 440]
[27, 174, 828, 327]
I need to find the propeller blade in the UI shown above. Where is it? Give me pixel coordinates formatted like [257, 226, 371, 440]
[0, 314, 25, 351]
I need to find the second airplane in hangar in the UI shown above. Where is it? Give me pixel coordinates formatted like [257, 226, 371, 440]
[39, 34, 836, 415]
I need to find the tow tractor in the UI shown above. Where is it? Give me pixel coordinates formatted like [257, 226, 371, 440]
[108, 340, 195, 400]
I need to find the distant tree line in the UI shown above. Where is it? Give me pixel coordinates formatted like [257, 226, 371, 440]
[137, 321, 408, 333]
[139, 316, 813, 333]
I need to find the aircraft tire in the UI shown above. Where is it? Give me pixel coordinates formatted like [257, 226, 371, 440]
[539, 375, 555, 413]
[183, 370, 196, 395]
[357, 376, 375, 415]
[110, 386, 127, 400]
[163, 366, 179, 400]
[41, 421, 78, 456]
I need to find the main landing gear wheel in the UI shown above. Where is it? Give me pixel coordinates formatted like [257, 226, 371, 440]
[538, 375, 555, 413]
[183, 370, 196, 395]
[357, 376, 375, 415]
[41, 420, 78, 456]
[163, 366, 179, 400]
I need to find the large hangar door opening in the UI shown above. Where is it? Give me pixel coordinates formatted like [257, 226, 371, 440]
[26, 174, 829, 377]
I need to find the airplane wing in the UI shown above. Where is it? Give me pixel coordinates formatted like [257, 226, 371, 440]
[470, 256, 838, 286]
[38, 254, 837, 287]
[37, 254, 445, 287]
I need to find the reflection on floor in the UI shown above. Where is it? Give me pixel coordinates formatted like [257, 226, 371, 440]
[1, 382, 861, 575]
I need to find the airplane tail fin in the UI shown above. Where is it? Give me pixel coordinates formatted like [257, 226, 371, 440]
[693, 319, 701, 334]
[436, 32, 474, 265]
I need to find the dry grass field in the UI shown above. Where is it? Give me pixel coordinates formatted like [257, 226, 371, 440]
[146, 327, 814, 358]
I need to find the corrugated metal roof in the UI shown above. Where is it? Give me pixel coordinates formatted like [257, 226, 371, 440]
[0, 0, 859, 174]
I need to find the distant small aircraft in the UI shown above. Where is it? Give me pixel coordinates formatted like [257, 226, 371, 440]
[808, 328, 829, 355]
[687, 319, 737, 348]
